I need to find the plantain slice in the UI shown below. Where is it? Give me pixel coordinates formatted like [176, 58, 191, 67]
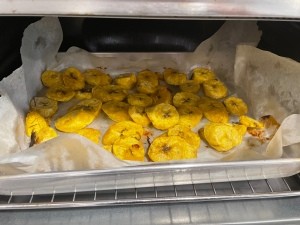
[146, 103, 179, 130]
[83, 69, 112, 86]
[102, 121, 144, 146]
[62, 67, 85, 91]
[167, 124, 200, 151]
[198, 97, 228, 123]
[35, 127, 58, 144]
[41, 70, 63, 87]
[25, 111, 49, 137]
[203, 122, 242, 152]
[173, 92, 200, 108]
[102, 101, 131, 122]
[177, 105, 202, 128]
[75, 128, 101, 144]
[112, 137, 145, 161]
[92, 85, 128, 102]
[203, 79, 228, 99]
[46, 85, 75, 102]
[136, 69, 159, 94]
[114, 73, 137, 90]
[151, 86, 172, 105]
[148, 135, 196, 162]
[163, 68, 187, 86]
[179, 80, 200, 93]
[55, 100, 101, 133]
[239, 115, 264, 129]
[128, 105, 151, 127]
[224, 96, 248, 116]
[192, 67, 216, 84]
[30, 96, 58, 118]
[127, 93, 153, 107]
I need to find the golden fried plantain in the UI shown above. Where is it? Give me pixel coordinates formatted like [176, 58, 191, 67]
[163, 68, 187, 86]
[30, 97, 58, 118]
[41, 70, 63, 87]
[112, 137, 145, 161]
[114, 73, 137, 90]
[177, 105, 202, 128]
[173, 92, 200, 108]
[75, 128, 101, 144]
[146, 103, 179, 130]
[136, 69, 159, 94]
[128, 105, 151, 127]
[192, 67, 216, 84]
[127, 93, 153, 107]
[179, 80, 200, 93]
[198, 97, 229, 123]
[102, 121, 144, 145]
[92, 84, 128, 102]
[102, 101, 131, 122]
[203, 122, 242, 152]
[35, 127, 58, 144]
[239, 115, 264, 128]
[224, 96, 248, 116]
[203, 79, 228, 99]
[62, 67, 85, 91]
[25, 111, 49, 137]
[148, 135, 196, 162]
[46, 85, 75, 102]
[83, 69, 112, 86]
[151, 86, 172, 105]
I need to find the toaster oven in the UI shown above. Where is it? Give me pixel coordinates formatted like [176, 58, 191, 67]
[1, 1, 300, 224]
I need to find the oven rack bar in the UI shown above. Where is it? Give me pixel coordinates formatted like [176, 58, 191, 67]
[1, 175, 300, 210]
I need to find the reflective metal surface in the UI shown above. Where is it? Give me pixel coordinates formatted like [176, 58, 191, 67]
[0, 0, 300, 20]
[1, 175, 300, 210]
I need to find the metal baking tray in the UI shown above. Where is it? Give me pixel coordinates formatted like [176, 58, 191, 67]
[1, 158, 300, 196]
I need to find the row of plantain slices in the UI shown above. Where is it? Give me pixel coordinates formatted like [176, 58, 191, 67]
[25, 66, 271, 163]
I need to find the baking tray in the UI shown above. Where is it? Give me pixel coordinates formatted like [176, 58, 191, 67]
[1, 158, 300, 195]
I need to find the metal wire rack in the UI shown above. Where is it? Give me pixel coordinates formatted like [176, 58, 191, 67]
[1, 174, 300, 210]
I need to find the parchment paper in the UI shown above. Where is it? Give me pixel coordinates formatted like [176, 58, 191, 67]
[0, 17, 300, 175]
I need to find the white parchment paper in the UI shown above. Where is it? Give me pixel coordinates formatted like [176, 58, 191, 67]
[0, 17, 300, 175]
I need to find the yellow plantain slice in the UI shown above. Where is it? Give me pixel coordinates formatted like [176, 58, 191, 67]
[92, 85, 128, 102]
[203, 79, 228, 99]
[41, 70, 63, 87]
[35, 127, 58, 144]
[102, 101, 131, 122]
[239, 115, 264, 128]
[112, 137, 145, 161]
[198, 97, 229, 123]
[75, 128, 101, 144]
[114, 73, 137, 90]
[136, 69, 159, 94]
[146, 103, 179, 130]
[68, 98, 102, 116]
[224, 96, 248, 116]
[62, 67, 85, 91]
[148, 136, 196, 162]
[167, 124, 200, 151]
[25, 111, 49, 137]
[151, 86, 172, 105]
[127, 93, 153, 107]
[179, 80, 200, 93]
[83, 69, 112, 86]
[192, 67, 216, 84]
[203, 122, 242, 152]
[128, 105, 151, 127]
[163, 68, 187, 86]
[177, 105, 202, 128]
[102, 121, 144, 145]
[173, 92, 200, 108]
[30, 96, 58, 118]
[46, 85, 75, 102]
